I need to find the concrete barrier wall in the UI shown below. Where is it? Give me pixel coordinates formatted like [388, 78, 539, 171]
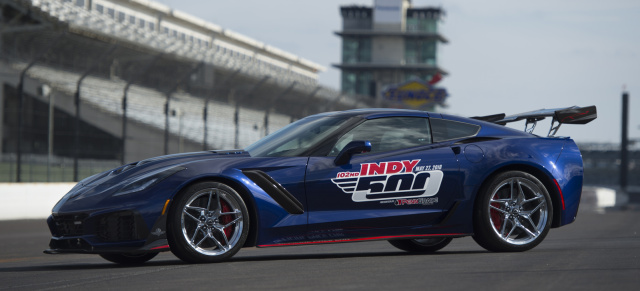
[0, 183, 75, 220]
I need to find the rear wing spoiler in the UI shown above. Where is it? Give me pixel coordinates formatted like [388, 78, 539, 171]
[471, 105, 597, 137]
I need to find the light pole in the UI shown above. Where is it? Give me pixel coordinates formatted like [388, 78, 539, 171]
[620, 91, 629, 192]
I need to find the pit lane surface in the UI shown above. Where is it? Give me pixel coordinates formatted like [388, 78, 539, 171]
[1, 210, 639, 290]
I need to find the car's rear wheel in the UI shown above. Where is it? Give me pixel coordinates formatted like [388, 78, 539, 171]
[99, 252, 158, 265]
[473, 171, 552, 252]
[167, 182, 249, 263]
[389, 237, 453, 253]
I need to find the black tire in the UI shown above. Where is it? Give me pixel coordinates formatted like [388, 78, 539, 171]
[389, 237, 453, 253]
[472, 171, 553, 252]
[99, 252, 158, 265]
[167, 182, 249, 263]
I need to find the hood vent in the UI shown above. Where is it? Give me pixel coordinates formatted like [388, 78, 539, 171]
[209, 150, 246, 155]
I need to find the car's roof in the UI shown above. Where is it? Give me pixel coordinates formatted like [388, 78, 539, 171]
[313, 108, 432, 119]
[311, 109, 532, 139]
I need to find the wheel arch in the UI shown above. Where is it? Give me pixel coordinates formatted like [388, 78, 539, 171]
[472, 163, 563, 229]
[166, 175, 259, 248]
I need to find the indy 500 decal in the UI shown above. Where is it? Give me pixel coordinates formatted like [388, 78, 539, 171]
[331, 159, 443, 202]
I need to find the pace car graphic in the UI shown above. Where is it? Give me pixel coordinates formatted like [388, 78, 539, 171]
[332, 159, 444, 202]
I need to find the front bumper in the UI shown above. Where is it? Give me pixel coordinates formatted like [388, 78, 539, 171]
[44, 210, 169, 254]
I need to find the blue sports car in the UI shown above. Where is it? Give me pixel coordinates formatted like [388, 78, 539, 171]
[45, 106, 596, 264]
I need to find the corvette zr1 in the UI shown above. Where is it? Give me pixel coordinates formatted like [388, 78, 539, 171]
[45, 106, 596, 264]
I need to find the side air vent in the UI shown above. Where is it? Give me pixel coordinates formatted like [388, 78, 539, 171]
[242, 170, 304, 214]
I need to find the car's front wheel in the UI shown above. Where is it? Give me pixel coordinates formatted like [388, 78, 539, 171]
[389, 237, 453, 253]
[167, 182, 249, 263]
[99, 252, 158, 265]
[472, 171, 553, 252]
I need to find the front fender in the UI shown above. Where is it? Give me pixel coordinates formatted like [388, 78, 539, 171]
[158, 158, 309, 247]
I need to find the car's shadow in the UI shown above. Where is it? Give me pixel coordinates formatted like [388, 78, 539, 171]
[0, 249, 487, 272]
[230, 249, 486, 263]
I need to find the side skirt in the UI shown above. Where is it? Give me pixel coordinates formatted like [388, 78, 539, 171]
[256, 233, 470, 248]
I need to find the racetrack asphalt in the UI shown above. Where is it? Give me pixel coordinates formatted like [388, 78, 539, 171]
[0, 208, 639, 290]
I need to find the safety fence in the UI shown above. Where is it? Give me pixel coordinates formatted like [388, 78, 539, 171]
[0, 153, 120, 182]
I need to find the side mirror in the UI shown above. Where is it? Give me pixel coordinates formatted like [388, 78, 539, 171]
[334, 140, 372, 166]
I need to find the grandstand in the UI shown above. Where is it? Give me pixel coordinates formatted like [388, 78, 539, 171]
[0, 0, 402, 182]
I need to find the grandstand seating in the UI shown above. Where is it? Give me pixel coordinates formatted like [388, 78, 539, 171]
[17, 63, 290, 149]
[30, 0, 321, 89]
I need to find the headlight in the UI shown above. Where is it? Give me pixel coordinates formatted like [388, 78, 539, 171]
[113, 166, 186, 196]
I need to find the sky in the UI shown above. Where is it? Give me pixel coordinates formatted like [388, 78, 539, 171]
[157, 0, 640, 145]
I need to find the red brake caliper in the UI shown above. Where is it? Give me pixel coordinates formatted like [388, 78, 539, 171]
[219, 200, 234, 240]
[490, 200, 503, 231]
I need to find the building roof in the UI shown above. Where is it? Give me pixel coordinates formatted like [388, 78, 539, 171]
[335, 30, 448, 43]
[125, 0, 326, 73]
[30, 0, 325, 76]
[333, 63, 449, 76]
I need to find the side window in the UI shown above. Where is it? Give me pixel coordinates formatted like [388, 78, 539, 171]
[430, 118, 480, 143]
[330, 117, 431, 156]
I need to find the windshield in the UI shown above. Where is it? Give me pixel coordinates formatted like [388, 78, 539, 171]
[246, 115, 352, 157]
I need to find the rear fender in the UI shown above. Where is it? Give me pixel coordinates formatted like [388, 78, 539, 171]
[551, 140, 584, 226]
[454, 138, 570, 231]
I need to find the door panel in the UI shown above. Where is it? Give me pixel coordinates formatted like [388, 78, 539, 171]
[305, 146, 461, 238]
